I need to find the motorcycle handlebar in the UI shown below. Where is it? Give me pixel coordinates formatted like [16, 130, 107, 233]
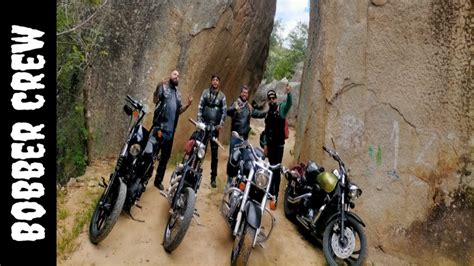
[268, 163, 281, 171]
[211, 137, 225, 151]
[322, 145, 345, 169]
[126, 95, 143, 110]
[188, 118, 218, 131]
[322, 146, 337, 158]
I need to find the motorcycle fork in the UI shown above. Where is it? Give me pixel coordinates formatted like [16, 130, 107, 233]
[233, 168, 254, 236]
[338, 192, 346, 243]
[171, 168, 189, 210]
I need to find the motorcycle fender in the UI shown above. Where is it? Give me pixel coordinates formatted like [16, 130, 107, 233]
[327, 212, 366, 227]
[245, 201, 262, 230]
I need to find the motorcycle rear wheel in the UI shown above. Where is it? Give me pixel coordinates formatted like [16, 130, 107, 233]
[163, 187, 196, 253]
[322, 216, 367, 266]
[231, 222, 255, 266]
[88, 178, 127, 244]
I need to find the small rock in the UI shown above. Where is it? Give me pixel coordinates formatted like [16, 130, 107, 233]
[67, 178, 77, 188]
[88, 181, 97, 187]
[376, 185, 382, 191]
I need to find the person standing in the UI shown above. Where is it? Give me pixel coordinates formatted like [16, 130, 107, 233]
[226, 85, 266, 185]
[197, 75, 227, 188]
[262, 83, 292, 210]
[149, 69, 192, 190]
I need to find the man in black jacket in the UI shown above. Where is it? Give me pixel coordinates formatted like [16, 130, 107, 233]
[262, 84, 292, 210]
[197, 75, 227, 188]
[149, 69, 192, 190]
[226, 85, 266, 185]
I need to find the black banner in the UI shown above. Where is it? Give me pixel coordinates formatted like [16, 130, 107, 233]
[1, 1, 56, 265]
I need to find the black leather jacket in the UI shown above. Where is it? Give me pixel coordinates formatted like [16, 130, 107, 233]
[227, 98, 266, 139]
[197, 88, 227, 128]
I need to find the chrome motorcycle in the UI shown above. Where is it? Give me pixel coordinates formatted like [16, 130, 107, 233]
[283, 146, 367, 265]
[161, 118, 224, 252]
[221, 131, 280, 266]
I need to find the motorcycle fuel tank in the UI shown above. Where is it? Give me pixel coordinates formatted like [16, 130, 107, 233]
[316, 171, 338, 193]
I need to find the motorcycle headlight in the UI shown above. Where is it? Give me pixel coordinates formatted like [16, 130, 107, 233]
[197, 141, 206, 159]
[255, 169, 269, 189]
[129, 143, 141, 157]
[348, 183, 362, 201]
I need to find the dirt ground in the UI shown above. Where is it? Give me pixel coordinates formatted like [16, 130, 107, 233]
[58, 123, 418, 266]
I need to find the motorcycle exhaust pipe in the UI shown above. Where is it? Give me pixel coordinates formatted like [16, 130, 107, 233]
[287, 193, 312, 204]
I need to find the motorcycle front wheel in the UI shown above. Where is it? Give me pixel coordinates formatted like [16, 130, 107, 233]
[231, 222, 255, 266]
[322, 216, 367, 266]
[89, 177, 127, 244]
[163, 187, 196, 253]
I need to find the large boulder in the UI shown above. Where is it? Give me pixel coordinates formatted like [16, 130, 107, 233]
[84, 0, 276, 159]
[296, 0, 472, 262]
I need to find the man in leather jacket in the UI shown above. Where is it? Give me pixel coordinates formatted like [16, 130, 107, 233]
[226, 85, 266, 186]
[148, 69, 192, 190]
[261, 84, 292, 210]
[197, 75, 227, 188]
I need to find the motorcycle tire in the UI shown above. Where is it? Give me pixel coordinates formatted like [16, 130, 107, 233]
[322, 216, 367, 266]
[230, 222, 256, 266]
[283, 186, 297, 220]
[89, 178, 127, 244]
[163, 187, 196, 253]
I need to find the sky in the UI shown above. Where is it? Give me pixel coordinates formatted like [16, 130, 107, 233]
[275, 0, 310, 39]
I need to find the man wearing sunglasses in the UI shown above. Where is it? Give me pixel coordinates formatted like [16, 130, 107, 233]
[262, 83, 293, 210]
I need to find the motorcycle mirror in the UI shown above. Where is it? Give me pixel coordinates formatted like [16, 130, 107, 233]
[331, 137, 336, 150]
[123, 104, 133, 116]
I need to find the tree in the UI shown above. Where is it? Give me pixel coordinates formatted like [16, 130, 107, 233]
[264, 21, 308, 82]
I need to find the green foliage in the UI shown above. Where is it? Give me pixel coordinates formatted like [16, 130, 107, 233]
[57, 0, 104, 184]
[264, 21, 308, 82]
[57, 189, 101, 258]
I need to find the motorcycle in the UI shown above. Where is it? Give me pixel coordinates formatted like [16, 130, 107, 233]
[220, 131, 280, 266]
[89, 95, 155, 244]
[160, 118, 224, 252]
[283, 146, 367, 265]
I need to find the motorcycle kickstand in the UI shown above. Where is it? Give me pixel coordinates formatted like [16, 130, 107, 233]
[192, 209, 205, 227]
[99, 176, 108, 188]
[124, 209, 145, 223]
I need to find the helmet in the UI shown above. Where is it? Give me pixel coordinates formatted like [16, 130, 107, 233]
[305, 160, 322, 183]
[317, 171, 338, 193]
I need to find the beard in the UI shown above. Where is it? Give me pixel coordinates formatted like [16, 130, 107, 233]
[170, 78, 179, 87]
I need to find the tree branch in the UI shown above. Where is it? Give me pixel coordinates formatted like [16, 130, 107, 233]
[57, 0, 108, 37]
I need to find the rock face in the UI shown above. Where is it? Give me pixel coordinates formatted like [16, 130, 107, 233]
[296, 0, 472, 259]
[84, 0, 276, 159]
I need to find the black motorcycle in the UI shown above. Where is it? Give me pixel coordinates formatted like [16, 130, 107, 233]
[160, 118, 224, 252]
[89, 95, 155, 244]
[221, 131, 279, 266]
[283, 146, 367, 265]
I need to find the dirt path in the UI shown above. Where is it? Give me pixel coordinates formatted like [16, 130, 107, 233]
[58, 123, 408, 265]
